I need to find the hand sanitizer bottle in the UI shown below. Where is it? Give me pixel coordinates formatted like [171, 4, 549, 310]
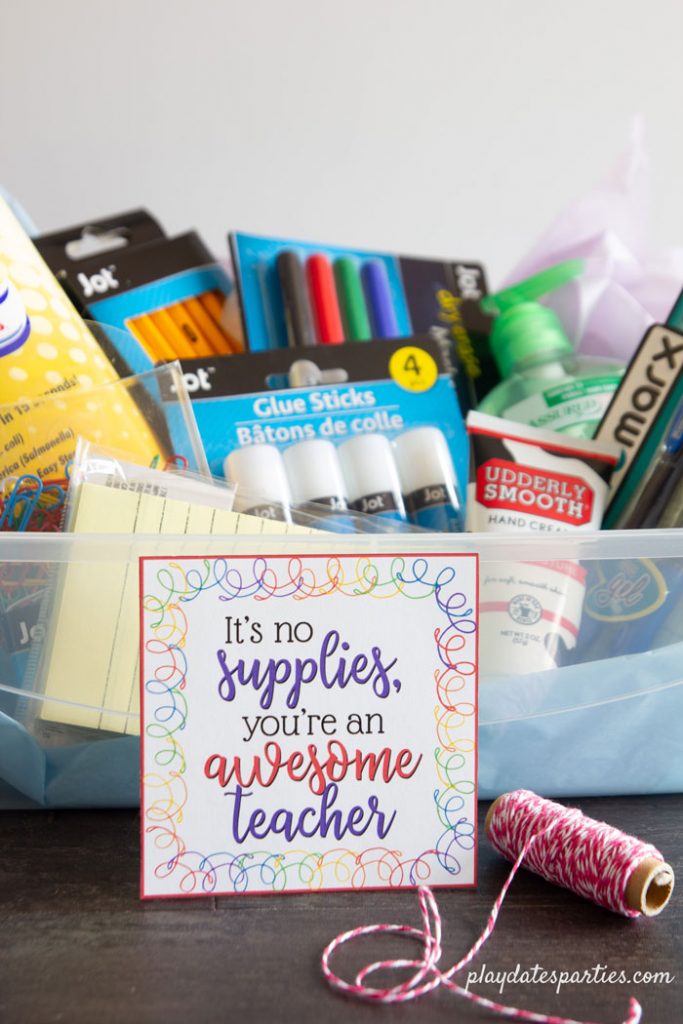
[478, 260, 623, 438]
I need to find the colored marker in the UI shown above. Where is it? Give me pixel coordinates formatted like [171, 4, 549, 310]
[394, 427, 463, 532]
[306, 254, 345, 345]
[225, 445, 292, 522]
[276, 250, 317, 349]
[361, 260, 400, 338]
[338, 434, 406, 521]
[334, 257, 371, 341]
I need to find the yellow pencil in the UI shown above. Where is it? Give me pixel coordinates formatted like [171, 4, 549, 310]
[167, 301, 214, 358]
[149, 307, 196, 359]
[184, 295, 234, 355]
[128, 314, 178, 362]
[200, 291, 244, 353]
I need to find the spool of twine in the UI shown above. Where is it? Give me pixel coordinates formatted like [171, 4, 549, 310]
[485, 790, 674, 917]
[322, 789, 674, 1024]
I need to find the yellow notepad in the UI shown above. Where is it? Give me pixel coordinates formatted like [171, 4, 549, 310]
[39, 481, 317, 735]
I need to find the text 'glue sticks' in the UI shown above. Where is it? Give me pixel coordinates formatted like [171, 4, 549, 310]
[337, 434, 406, 521]
[225, 445, 292, 522]
[394, 427, 463, 531]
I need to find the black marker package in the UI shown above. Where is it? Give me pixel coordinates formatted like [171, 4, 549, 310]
[230, 231, 497, 411]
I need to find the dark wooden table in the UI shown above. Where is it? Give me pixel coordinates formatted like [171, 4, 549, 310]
[1, 797, 680, 1023]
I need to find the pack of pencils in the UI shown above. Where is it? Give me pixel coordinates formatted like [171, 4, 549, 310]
[36, 212, 244, 377]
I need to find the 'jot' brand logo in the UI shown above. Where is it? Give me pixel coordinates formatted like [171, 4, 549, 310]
[77, 265, 119, 298]
[183, 367, 215, 393]
[455, 264, 483, 302]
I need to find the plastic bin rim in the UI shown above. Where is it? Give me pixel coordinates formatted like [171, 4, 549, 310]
[1, 528, 682, 562]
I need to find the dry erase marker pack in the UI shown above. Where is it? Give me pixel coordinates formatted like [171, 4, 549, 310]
[229, 231, 496, 411]
[164, 336, 468, 532]
[36, 220, 244, 376]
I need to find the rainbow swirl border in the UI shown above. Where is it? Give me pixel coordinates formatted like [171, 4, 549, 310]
[142, 554, 477, 894]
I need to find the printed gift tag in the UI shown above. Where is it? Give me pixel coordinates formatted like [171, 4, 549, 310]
[140, 552, 478, 897]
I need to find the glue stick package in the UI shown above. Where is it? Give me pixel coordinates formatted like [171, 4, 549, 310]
[175, 335, 468, 529]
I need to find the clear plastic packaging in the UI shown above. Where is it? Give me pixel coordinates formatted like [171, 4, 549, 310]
[0, 345, 209, 490]
[0, 528, 681, 808]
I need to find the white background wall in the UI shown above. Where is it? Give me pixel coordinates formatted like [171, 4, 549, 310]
[3, 0, 683, 285]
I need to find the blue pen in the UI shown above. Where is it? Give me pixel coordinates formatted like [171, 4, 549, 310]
[361, 261, 400, 338]
[621, 399, 683, 529]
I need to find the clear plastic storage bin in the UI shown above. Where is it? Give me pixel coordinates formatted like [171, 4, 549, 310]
[1, 529, 681, 808]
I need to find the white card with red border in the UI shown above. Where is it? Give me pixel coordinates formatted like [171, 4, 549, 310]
[139, 551, 478, 897]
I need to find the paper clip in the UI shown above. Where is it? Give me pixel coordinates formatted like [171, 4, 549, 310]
[163, 454, 189, 472]
[32, 479, 68, 532]
[0, 474, 44, 532]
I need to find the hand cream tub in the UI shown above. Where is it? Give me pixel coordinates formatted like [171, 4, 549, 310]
[466, 411, 619, 676]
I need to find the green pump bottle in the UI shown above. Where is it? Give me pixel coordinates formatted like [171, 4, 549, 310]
[478, 259, 623, 438]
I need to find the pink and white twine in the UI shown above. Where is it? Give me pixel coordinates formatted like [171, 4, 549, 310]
[321, 790, 669, 1024]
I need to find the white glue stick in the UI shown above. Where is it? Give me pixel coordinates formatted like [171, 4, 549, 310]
[338, 433, 406, 521]
[394, 427, 463, 532]
[225, 444, 292, 522]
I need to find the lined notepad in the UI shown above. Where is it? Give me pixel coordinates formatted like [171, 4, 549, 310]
[39, 480, 317, 735]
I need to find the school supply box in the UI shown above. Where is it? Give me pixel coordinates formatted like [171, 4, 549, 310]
[3, 524, 682, 808]
[1, 196, 682, 811]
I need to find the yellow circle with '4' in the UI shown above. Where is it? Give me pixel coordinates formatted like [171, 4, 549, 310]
[388, 346, 439, 392]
